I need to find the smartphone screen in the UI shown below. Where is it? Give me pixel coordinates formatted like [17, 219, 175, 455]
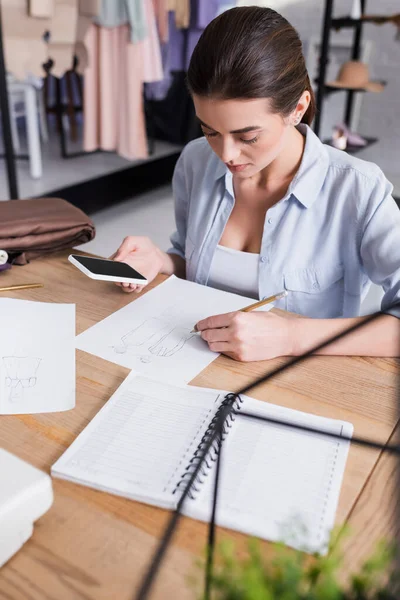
[72, 255, 147, 281]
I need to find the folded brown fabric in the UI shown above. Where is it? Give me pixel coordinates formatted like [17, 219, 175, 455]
[0, 197, 96, 265]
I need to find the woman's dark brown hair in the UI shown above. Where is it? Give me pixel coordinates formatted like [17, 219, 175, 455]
[187, 6, 316, 125]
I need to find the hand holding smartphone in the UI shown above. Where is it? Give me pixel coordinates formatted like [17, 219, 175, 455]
[68, 254, 148, 285]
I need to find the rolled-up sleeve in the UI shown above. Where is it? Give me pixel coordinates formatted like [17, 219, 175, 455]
[359, 171, 400, 318]
[167, 150, 189, 260]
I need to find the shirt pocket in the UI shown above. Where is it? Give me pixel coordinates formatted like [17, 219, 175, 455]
[283, 265, 344, 318]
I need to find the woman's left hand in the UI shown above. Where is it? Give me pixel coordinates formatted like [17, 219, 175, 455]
[195, 311, 297, 362]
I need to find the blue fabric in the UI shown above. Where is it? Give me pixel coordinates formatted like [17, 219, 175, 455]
[168, 125, 400, 319]
[95, 0, 147, 43]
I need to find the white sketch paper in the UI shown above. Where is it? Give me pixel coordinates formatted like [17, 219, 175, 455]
[0, 298, 75, 414]
[76, 276, 272, 384]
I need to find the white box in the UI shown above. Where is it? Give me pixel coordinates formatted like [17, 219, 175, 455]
[0, 449, 53, 567]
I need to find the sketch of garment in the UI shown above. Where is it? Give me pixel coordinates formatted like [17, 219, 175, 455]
[2, 356, 41, 403]
[112, 314, 195, 358]
[148, 327, 195, 357]
[113, 317, 174, 354]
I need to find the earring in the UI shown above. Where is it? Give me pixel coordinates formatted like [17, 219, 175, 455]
[293, 116, 302, 125]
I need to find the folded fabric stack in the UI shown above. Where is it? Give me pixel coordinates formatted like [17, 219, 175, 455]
[0, 198, 95, 266]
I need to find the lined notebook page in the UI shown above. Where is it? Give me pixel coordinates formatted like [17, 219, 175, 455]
[185, 395, 353, 554]
[52, 374, 222, 509]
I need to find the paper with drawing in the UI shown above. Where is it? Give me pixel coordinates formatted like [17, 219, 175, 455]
[76, 276, 272, 384]
[0, 298, 75, 414]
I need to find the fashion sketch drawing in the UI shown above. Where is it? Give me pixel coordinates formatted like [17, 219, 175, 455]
[112, 308, 196, 362]
[2, 356, 42, 403]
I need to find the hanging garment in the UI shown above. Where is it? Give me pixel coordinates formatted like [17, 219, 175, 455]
[195, 0, 223, 28]
[145, 0, 224, 102]
[144, 39, 171, 101]
[144, 0, 225, 144]
[153, 0, 169, 43]
[83, 0, 163, 160]
[169, 0, 227, 70]
[167, 0, 190, 29]
[94, 0, 147, 42]
[185, 0, 223, 65]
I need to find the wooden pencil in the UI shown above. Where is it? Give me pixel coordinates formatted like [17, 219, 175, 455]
[0, 283, 44, 292]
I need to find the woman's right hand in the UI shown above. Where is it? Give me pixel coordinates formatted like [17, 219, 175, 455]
[111, 236, 165, 293]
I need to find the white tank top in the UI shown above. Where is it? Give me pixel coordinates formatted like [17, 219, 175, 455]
[207, 245, 260, 299]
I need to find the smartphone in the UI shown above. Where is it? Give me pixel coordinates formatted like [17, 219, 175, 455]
[68, 254, 148, 285]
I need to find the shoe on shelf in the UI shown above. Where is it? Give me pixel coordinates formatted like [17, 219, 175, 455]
[338, 123, 368, 147]
[331, 125, 347, 150]
[331, 123, 368, 150]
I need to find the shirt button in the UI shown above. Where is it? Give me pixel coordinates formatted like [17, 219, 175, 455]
[312, 282, 319, 289]
[268, 218, 273, 224]
[260, 256, 267, 263]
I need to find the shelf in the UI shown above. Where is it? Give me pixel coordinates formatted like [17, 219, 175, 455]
[315, 2, 394, 158]
[324, 85, 368, 94]
[331, 16, 392, 30]
[320, 82, 387, 94]
[323, 136, 378, 154]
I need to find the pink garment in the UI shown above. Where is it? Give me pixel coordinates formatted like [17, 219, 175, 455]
[142, 0, 164, 84]
[153, 0, 169, 42]
[83, 0, 163, 160]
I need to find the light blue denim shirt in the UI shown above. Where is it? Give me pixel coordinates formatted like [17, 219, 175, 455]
[168, 125, 400, 319]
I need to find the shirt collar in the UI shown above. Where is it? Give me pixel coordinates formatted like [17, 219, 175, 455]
[215, 157, 229, 180]
[286, 124, 330, 208]
[214, 124, 330, 209]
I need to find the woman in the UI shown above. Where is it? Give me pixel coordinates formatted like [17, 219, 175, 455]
[113, 6, 400, 361]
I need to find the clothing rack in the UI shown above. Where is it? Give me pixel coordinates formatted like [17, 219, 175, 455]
[42, 57, 157, 160]
[0, 10, 161, 200]
[314, 0, 390, 153]
[314, 0, 400, 205]
[314, 0, 377, 151]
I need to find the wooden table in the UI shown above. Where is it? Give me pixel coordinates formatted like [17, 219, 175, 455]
[0, 250, 398, 599]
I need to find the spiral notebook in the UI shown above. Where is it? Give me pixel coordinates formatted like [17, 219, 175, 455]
[51, 373, 353, 553]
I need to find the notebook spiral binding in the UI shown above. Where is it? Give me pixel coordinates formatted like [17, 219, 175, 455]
[173, 393, 243, 500]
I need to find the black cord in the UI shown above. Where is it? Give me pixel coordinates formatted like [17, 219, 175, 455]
[205, 420, 223, 599]
[230, 308, 398, 399]
[134, 305, 400, 600]
[135, 403, 234, 600]
[236, 410, 400, 455]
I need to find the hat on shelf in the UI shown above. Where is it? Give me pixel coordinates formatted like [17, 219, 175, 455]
[326, 61, 385, 92]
